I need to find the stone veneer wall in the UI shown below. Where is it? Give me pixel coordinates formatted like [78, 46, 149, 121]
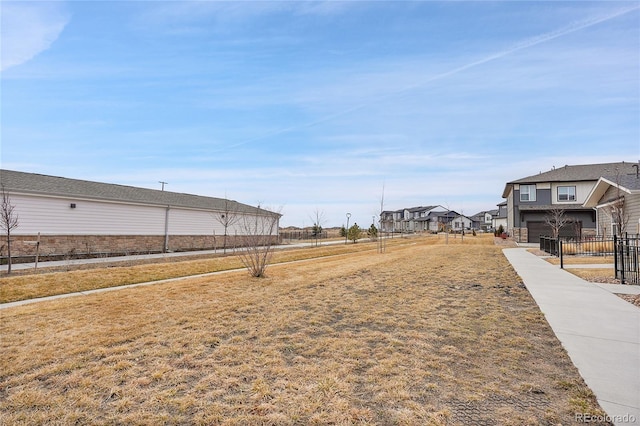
[2, 234, 280, 263]
[512, 227, 527, 243]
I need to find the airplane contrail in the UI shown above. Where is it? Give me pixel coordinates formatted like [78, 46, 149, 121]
[227, 4, 639, 149]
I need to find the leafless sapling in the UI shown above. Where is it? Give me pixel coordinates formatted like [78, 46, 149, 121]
[309, 208, 326, 247]
[544, 207, 571, 239]
[0, 185, 19, 274]
[238, 205, 281, 277]
[609, 170, 630, 237]
[213, 197, 241, 254]
[378, 183, 386, 253]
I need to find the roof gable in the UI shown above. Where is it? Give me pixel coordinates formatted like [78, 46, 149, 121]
[584, 174, 640, 208]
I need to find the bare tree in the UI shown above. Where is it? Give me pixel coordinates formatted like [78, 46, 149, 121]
[309, 208, 326, 247]
[238, 205, 281, 277]
[609, 198, 628, 237]
[378, 184, 386, 253]
[609, 170, 630, 237]
[544, 207, 571, 239]
[1, 185, 19, 274]
[213, 197, 241, 254]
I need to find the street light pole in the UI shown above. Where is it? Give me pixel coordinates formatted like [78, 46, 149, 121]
[345, 213, 351, 244]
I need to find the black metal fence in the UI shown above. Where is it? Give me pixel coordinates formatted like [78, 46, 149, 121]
[540, 236, 615, 257]
[539, 236, 559, 256]
[540, 234, 639, 285]
[614, 234, 640, 285]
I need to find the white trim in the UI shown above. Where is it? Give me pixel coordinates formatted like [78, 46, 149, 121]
[520, 184, 537, 202]
[557, 185, 577, 202]
[584, 177, 635, 208]
[595, 196, 624, 210]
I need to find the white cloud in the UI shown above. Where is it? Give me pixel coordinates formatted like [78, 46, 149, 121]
[0, 1, 70, 71]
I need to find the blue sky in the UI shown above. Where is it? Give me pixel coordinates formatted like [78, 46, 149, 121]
[2, 1, 639, 227]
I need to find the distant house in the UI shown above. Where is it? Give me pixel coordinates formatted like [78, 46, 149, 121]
[470, 209, 499, 231]
[502, 162, 638, 243]
[0, 169, 281, 260]
[380, 206, 445, 233]
[380, 206, 481, 233]
[493, 202, 508, 231]
[424, 210, 457, 232]
[451, 213, 473, 232]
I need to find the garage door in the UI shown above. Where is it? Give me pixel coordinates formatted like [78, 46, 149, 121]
[527, 221, 580, 243]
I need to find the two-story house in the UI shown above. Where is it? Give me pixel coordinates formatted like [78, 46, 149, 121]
[424, 209, 457, 232]
[471, 210, 499, 231]
[502, 162, 638, 243]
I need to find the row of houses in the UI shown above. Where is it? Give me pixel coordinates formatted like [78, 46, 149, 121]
[379, 205, 507, 234]
[1, 160, 637, 260]
[380, 161, 640, 243]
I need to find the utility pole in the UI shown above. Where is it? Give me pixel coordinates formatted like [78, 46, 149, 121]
[159, 181, 168, 191]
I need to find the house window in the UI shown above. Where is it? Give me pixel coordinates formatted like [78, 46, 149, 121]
[520, 185, 536, 202]
[558, 186, 576, 202]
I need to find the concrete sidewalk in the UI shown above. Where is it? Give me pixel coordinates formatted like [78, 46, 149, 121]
[503, 248, 639, 425]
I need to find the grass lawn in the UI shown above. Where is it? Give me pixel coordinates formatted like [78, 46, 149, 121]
[545, 256, 614, 266]
[0, 235, 606, 424]
[542, 255, 616, 283]
[0, 238, 411, 304]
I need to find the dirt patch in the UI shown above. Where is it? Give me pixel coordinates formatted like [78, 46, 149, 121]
[618, 293, 640, 307]
[527, 248, 549, 257]
[493, 237, 518, 248]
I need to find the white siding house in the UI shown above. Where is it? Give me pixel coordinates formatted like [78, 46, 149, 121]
[0, 169, 281, 259]
[451, 214, 473, 231]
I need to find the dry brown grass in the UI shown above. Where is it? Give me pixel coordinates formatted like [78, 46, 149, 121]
[0, 234, 605, 424]
[0, 237, 424, 304]
[542, 255, 615, 283]
[545, 256, 614, 266]
[567, 268, 616, 282]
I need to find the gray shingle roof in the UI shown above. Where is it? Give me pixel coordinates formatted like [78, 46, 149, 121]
[0, 169, 279, 216]
[503, 161, 639, 198]
[613, 173, 640, 191]
[509, 162, 638, 184]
